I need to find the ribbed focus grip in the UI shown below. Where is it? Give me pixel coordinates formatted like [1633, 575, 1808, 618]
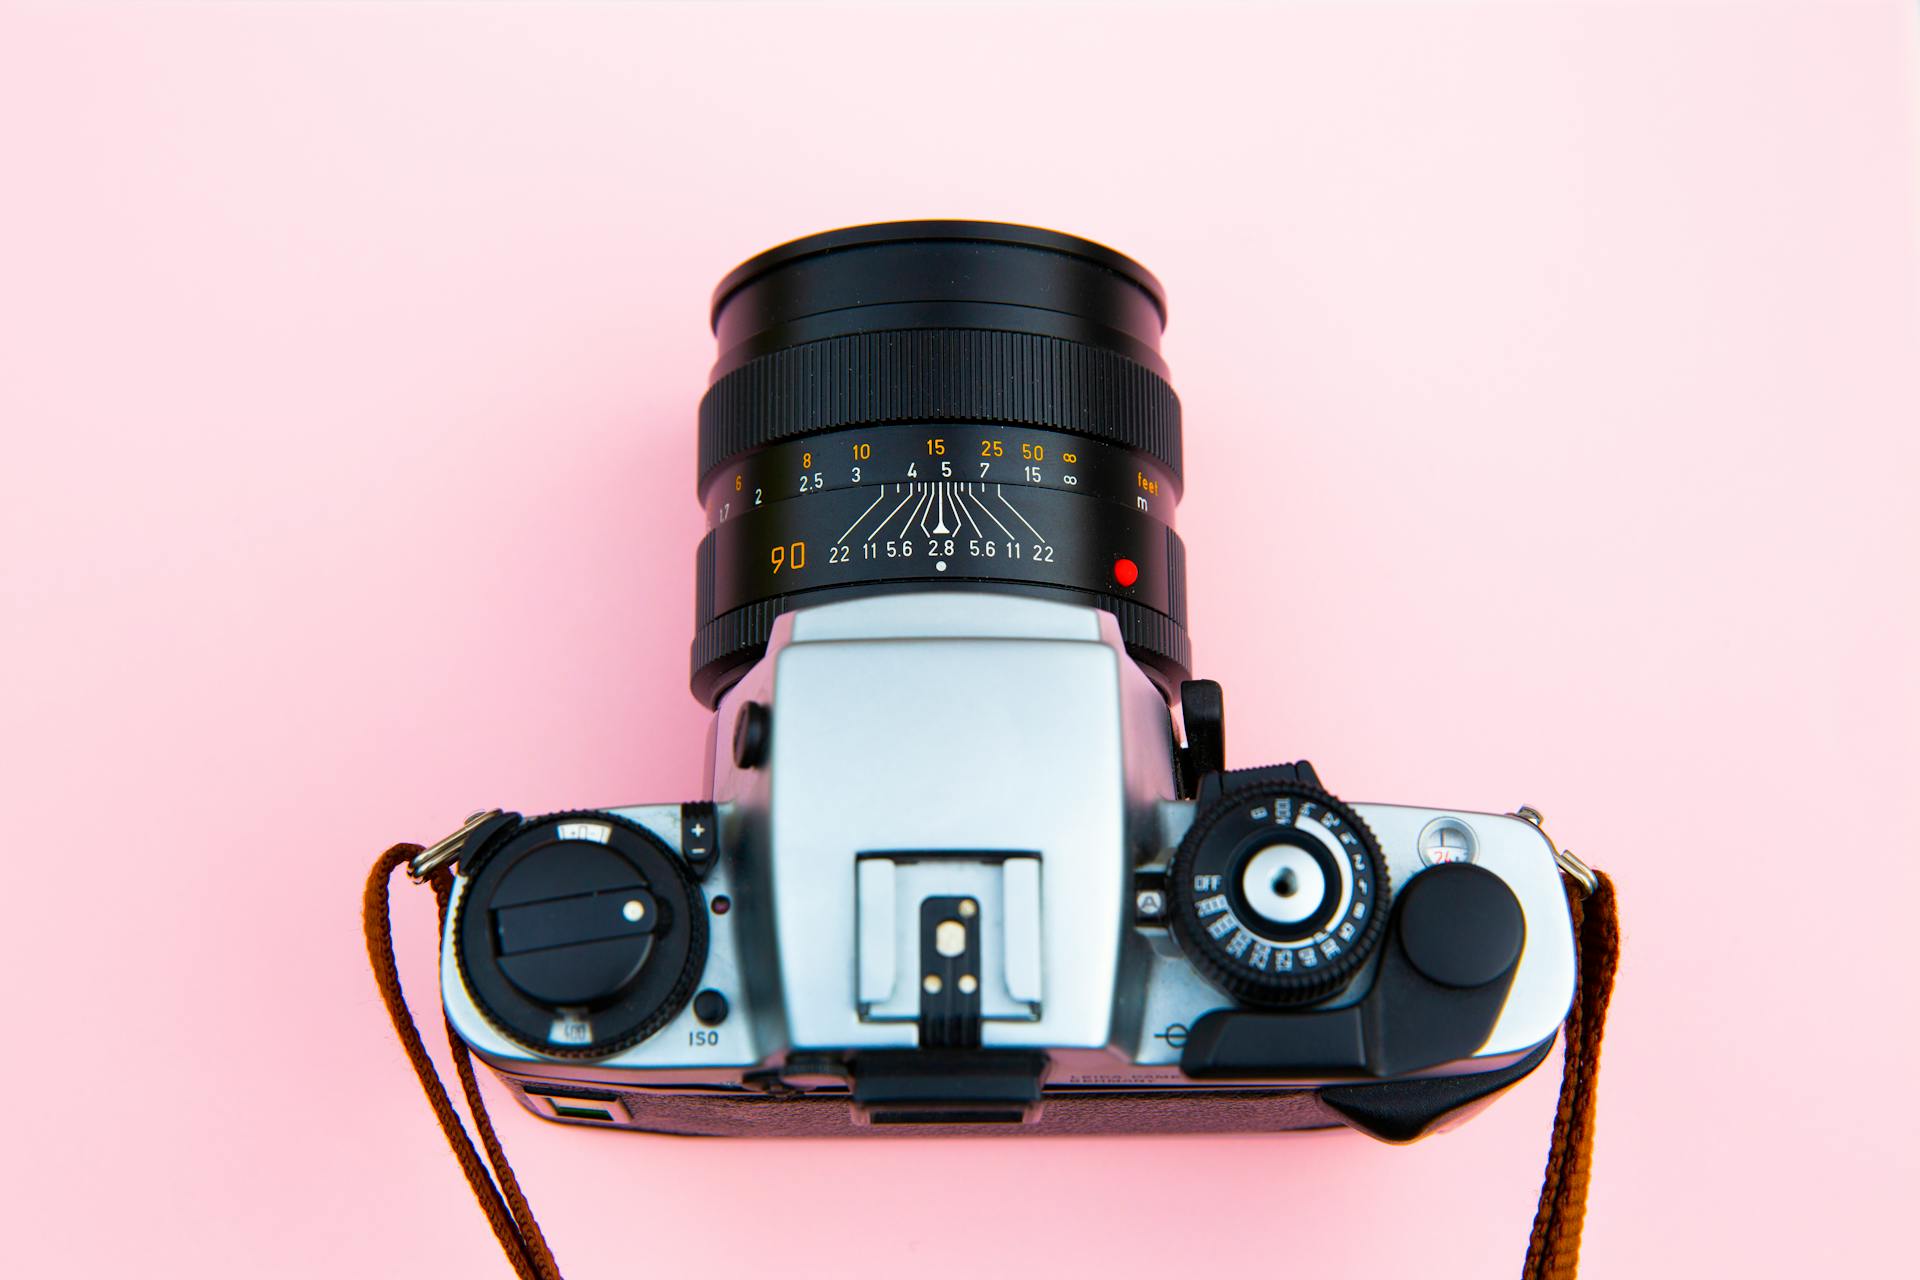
[697, 329, 1183, 494]
[691, 589, 1192, 709]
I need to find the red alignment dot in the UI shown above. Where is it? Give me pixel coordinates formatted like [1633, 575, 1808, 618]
[1112, 557, 1140, 588]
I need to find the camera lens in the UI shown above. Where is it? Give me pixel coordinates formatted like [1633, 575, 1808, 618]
[691, 220, 1190, 705]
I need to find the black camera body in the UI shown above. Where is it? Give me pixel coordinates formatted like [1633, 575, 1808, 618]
[424, 223, 1585, 1141]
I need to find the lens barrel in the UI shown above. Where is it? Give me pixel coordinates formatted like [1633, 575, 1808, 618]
[692, 221, 1189, 706]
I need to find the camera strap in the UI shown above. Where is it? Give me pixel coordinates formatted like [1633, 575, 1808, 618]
[365, 844, 1617, 1280]
[1524, 868, 1618, 1278]
[365, 844, 562, 1280]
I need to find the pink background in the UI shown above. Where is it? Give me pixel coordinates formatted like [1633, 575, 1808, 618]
[4, 2, 1917, 1275]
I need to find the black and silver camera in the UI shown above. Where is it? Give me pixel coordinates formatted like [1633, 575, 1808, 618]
[418, 222, 1593, 1140]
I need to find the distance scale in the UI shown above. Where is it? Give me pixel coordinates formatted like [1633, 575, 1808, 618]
[703, 425, 1178, 527]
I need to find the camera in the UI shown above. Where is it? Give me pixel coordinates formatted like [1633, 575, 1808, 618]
[423, 222, 1585, 1140]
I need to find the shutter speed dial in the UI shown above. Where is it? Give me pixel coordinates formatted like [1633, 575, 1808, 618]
[1170, 781, 1391, 1006]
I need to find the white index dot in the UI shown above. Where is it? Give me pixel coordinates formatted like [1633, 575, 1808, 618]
[936, 560, 948, 571]
[622, 900, 646, 922]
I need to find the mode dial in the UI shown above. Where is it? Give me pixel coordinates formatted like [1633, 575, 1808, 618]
[454, 812, 708, 1059]
[1170, 780, 1390, 1006]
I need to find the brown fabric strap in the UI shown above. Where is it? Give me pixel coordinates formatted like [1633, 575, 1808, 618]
[364, 845, 562, 1280]
[1524, 870, 1620, 1278]
[366, 842, 1615, 1280]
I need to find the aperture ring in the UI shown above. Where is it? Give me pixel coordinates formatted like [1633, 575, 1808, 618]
[697, 329, 1183, 494]
[690, 586, 1192, 709]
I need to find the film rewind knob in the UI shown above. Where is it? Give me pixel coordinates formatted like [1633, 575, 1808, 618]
[455, 812, 709, 1059]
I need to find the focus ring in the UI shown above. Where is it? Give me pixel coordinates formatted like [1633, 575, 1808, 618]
[697, 329, 1183, 493]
